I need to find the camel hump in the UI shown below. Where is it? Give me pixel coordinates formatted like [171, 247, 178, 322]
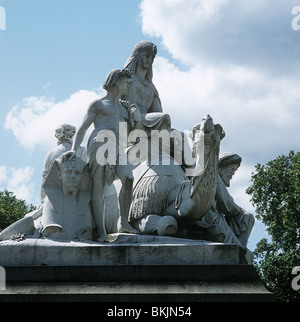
[130, 174, 182, 222]
[132, 160, 187, 190]
[129, 160, 188, 221]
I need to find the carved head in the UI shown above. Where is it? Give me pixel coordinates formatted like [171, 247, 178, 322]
[103, 68, 131, 95]
[55, 124, 76, 145]
[124, 41, 157, 82]
[190, 115, 225, 145]
[218, 153, 242, 187]
[187, 115, 225, 177]
[57, 158, 86, 196]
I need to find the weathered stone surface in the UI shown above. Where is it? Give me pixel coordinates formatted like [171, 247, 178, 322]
[0, 234, 271, 302]
[0, 282, 273, 302]
[0, 234, 247, 266]
[0, 217, 35, 241]
[0, 264, 274, 302]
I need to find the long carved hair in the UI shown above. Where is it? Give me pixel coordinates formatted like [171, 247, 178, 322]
[124, 40, 157, 83]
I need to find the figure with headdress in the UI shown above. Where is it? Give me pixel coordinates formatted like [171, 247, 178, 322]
[124, 41, 171, 133]
[202, 153, 255, 247]
[124, 41, 191, 167]
[41, 156, 93, 240]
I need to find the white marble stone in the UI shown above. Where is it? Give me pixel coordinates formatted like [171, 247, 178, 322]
[0, 41, 255, 266]
[0, 234, 248, 266]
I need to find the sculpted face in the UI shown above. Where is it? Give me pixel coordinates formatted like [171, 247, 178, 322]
[55, 128, 64, 141]
[139, 50, 155, 70]
[59, 165, 83, 195]
[116, 76, 130, 96]
[218, 163, 240, 187]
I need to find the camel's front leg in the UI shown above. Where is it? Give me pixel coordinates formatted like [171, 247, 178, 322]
[132, 215, 178, 236]
[162, 182, 200, 221]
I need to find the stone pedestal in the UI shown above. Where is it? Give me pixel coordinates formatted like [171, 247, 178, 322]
[0, 234, 274, 302]
[0, 234, 247, 266]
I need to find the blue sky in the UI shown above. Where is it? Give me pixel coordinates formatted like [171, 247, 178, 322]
[1, 0, 300, 251]
[0, 0, 146, 197]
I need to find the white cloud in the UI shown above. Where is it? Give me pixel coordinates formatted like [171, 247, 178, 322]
[228, 164, 255, 214]
[42, 81, 51, 91]
[140, 0, 228, 65]
[0, 166, 38, 205]
[139, 0, 300, 216]
[0, 166, 8, 183]
[5, 90, 101, 151]
[153, 56, 300, 163]
[140, 0, 300, 161]
[140, 0, 300, 73]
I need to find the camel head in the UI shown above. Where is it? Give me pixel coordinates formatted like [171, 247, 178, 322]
[189, 115, 225, 171]
[190, 114, 225, 145]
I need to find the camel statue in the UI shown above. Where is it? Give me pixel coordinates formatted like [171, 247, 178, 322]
[104, 114, 225, 237]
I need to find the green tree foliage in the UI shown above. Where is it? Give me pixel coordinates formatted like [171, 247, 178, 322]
[0, 190, 36, 231]
[247, 150, 300, 301]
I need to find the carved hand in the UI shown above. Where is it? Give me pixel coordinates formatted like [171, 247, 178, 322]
[61, 149, 76, 162]
[130, 104, 141, 122]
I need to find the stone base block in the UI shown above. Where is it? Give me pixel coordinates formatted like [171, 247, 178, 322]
[0, 265, 273, 302]
[0, 234, 247, 266]
[0, 282, 272, 302]
[0, 234, 273, 302]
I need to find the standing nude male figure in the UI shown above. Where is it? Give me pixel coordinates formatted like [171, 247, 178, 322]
[63, 69, 140, 242]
